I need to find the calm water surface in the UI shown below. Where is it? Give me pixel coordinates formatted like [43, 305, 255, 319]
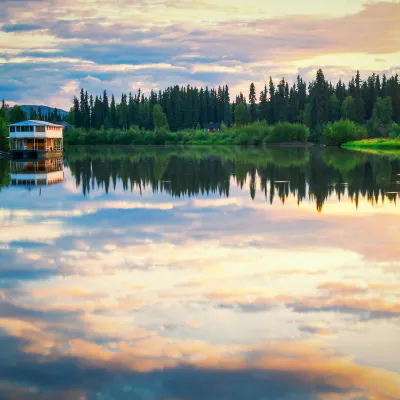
[0, 146, 399, 400]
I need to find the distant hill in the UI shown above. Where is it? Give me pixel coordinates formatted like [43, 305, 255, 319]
[20, 105, 69, 118]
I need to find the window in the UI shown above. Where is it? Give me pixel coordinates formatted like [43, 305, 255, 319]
[16, 126, 21, 132]
[10, 126, 15, 132]
[36, 126, 45, 132]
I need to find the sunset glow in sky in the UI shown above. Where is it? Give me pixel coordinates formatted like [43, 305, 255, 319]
[1, 0, 400, 110]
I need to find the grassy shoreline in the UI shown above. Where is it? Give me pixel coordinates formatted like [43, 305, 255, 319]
[343, 138, 400, 150]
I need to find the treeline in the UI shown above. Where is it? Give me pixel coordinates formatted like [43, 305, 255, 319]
[69, 69, 400, 140]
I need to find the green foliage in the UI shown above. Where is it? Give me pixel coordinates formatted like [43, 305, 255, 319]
[0, 116, 9, 151]
[341, 96, 356, 121]
[249, 82, 257, 122]
[323, 119, 367, 146]
[64, 121, 310, 146]
[7, 105, 27, 124]
[389, 123, 400, 139]
[372, 96, 393, 125]
[328, 94, 340, 121]
[152, 104, 169, 131]
[265, 122, 310, 143]
[234, 103, 250, 127]
[310, 69, 329, 133]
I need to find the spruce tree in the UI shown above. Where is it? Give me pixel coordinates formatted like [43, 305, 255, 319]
[73, 97, 80, 127]
[259, 84, 268, 121]
[312, 69, 329, 131]
[249, 82, 257, 122]
[110, 95, 117, 128]
[354, 70, 365, 123]
[268, 77, 276, 124]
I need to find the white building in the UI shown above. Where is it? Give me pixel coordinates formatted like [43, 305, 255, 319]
[8, 120, 64, 157]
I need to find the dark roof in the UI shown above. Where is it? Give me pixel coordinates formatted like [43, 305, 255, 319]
[203, 122, 222, 129]
[56, 121, 73, 127]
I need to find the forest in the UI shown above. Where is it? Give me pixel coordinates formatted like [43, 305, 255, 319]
[1, 69, 400, 149]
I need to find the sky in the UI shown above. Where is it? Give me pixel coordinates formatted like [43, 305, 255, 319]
[0, 0, 400, 110]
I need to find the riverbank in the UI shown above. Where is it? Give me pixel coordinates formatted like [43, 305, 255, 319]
[342, 139, 400, 150]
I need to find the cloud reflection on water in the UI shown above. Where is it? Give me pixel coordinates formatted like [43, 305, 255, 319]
[0, 148, 399, 399]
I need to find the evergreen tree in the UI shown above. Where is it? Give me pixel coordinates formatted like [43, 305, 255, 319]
[268, 77, 276, 124]
[192, 87, 200, 128]
[341, 96, 357, 121]
[83, 91, 90, 130]
[103, 90, 110, 122]
[354, 70, 365, 123]
[119, 93, 128, 129]
[259, 83, 268, 121]
[90, 95, 94, 128]
[73, 97, 80, 127]
[311, 69, 329, 131]
[275, 78, 288, 122]
[249, 82, 257, 122]
[199, 88, 208, 127]
[328, 94, 341, 122]
[234, 103, 250, 126]
[297, 75, 307, 112]
[223, 85, 231, 126]
[79, 89, 87, 128]
[381, 74, 387, 97]
[335, 79, 346, 105]
[110, 95, 117, 128]
[8, 105, 27, 124]
[288, 84, 299, 122]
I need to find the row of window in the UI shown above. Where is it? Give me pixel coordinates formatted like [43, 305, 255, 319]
[9, 126, 34, 132]
[9, 126, 59, 133]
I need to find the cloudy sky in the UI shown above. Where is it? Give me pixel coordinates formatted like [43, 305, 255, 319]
[1, 0, 400, 110]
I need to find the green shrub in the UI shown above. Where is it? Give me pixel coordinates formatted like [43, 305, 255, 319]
[266, 122, 310, 143]
[323, 120, 367, 146]
[64, 121, 310, 146]
[389, 123, 400, 139]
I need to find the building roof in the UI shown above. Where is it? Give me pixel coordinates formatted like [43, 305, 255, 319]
[56, 121, 73, 127]
[7, 120, 64, 128]
[203, 122, 222, 129]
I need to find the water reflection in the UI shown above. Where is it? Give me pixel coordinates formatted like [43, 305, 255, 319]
[66, 146, 399, 211]
[8, 158, 64, 188]
[0, 146, 399, 399]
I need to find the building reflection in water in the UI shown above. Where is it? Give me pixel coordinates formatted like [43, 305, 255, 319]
[9, 157, 64, 187]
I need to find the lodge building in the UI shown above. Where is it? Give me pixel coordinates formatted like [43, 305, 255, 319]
[8, 120, 64, 159]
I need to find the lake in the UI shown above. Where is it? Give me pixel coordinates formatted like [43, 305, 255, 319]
[0, 146, 399, 399]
